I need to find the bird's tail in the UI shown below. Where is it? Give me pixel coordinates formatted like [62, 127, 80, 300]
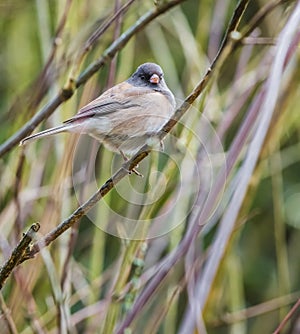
[20, 124, 74, 146]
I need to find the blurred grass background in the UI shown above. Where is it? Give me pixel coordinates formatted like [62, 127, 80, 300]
[0, 0, 300, 333]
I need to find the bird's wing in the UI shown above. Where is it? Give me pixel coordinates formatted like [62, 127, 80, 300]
[63, 82, 153, 124]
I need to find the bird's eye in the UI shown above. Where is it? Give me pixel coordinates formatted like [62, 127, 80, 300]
[140, 75, 145, 80]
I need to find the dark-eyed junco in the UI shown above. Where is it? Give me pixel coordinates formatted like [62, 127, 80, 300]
[20, 63, 175, 158]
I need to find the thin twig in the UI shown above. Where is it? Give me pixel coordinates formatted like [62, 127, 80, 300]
[0, 0, 246, 294]
[23, 150, 149, 261]
[241, 0, 293, 38]
[60, 225, 79, 290]
[3, 0, 73, 124]
[117, 0, 292, 332]
[80, 0, 135, 61]
[242, 36, 276, 45]
[210, 291, 300, 326]
[70, 0, 136, 81]
[273, 297, 300, 334]
[0, 293, 18, 334]
[0, 223, 40, 290]
[106, 0, 123, 88]
[0, 0, 186, 158]
[12, 150, 26, 238]
[22, 64, 212, 262]
[0, 0, 286, 296]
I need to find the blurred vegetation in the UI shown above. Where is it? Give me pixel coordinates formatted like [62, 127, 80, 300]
[0, 0, 300, 333]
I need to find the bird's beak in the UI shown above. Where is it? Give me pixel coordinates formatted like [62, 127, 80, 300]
[150, 73, 160, 84]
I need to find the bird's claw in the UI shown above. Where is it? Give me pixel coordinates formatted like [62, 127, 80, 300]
[122, 166, 143, 177]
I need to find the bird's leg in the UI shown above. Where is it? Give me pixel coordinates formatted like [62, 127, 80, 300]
[120, 150, 143, 177]
[159, 140, 164, 151]
[120, 150, 128, 161]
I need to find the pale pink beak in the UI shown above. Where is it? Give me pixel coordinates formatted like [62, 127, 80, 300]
[150, 73, 160, 84]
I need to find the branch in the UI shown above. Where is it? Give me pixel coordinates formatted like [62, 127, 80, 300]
[79, 0, 136, 63]
[241, 0, 292, 38]
[2, 0, 285, 293]
[0, 0, 248, 292]
[0, 223, 40, 290]
[22, 62, 213, 262]
[273, 297, 300, 334]
[23, 151, 149, 261]
[0, 0, 186, 158]
[1, 0, 73, 126]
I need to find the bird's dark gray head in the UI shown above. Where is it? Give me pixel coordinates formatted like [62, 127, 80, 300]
[127, 62, 165, 89]
[127, 62, 175, 107]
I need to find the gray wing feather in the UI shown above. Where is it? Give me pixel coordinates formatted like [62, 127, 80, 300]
[64, 100, 139, 124]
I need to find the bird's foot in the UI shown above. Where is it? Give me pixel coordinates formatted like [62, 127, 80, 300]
[120, 150, 143, 177]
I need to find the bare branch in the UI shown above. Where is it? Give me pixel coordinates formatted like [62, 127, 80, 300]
[20, 64, 214, 262]
[0, 0, 249, 292]
[2, 0, 73, 125]
[23, 151, 149, 261]
[273, 297, 300, 334]
[241, 0, 293, 38]
[0, 223, 40, 290]
[0, 0, 186, 158]
[0, 0, 289, 298]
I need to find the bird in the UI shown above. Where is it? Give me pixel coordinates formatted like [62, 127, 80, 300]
[20, 63, 176, 160]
